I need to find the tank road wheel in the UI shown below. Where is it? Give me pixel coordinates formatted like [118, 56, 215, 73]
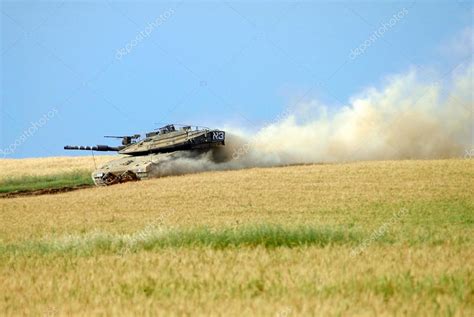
[118, 171, 139, 183]
[102, 172, 120, 186]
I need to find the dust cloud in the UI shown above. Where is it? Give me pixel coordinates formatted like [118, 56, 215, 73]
[149, 62, 472, 177]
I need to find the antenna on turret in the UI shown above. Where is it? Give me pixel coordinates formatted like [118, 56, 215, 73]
[91, 149, 97, 170]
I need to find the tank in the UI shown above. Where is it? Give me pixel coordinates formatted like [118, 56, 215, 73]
[64, 124, 226, 185]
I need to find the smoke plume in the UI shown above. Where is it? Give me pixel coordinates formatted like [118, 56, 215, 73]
[149, 62, 472, 177]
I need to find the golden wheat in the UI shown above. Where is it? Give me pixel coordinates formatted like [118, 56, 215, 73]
[1, 159, 471, 242]
[0, 158, 473, 316]
[0, 156, 113, 179]
[1, 246, 472, 316]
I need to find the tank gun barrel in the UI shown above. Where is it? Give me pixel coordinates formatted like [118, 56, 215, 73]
[64, 145, 122, 152]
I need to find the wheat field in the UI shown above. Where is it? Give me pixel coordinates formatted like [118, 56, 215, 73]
[0, 156, 113, 179]
[0, 158, 473, 316]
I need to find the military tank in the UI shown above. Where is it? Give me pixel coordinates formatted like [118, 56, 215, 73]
[65, 124, 226, 186]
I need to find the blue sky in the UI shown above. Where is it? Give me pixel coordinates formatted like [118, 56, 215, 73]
[1, 0, 472, 158]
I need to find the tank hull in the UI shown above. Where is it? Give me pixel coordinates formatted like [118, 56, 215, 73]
[91, 147, 221, 186]
[91, 153, 172, 186]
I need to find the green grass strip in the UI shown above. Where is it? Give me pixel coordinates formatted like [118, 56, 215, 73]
[0, 170, 93, 193]
[0, 225, 363, 257]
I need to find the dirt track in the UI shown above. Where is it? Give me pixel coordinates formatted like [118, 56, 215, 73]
[0, 185, 93, 199]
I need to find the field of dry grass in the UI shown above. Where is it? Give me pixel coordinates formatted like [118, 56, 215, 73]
[0, 156, 113, 179]
[0, 158, 473, 316]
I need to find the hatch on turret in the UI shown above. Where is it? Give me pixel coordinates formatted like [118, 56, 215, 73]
[159, 125, 176, 134]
